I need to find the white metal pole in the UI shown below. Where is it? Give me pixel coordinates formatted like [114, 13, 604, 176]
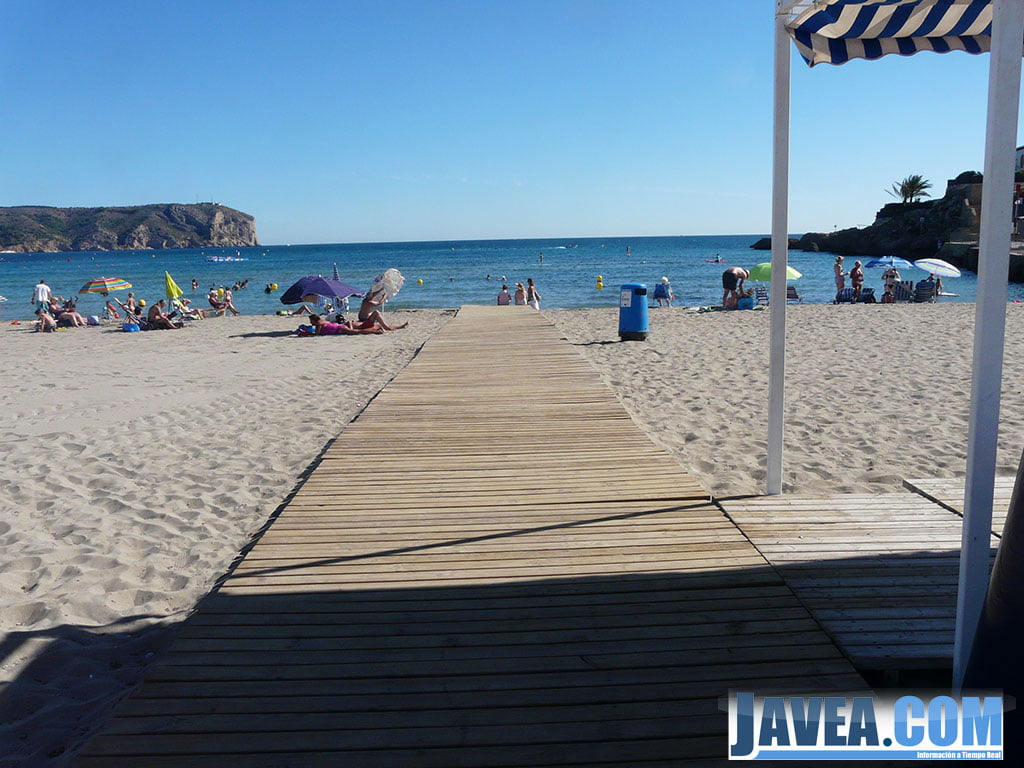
[767, 11, 791, 496]
[954, 0, 1024, 689]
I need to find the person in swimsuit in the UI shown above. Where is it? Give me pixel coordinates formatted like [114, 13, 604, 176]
[358, 288, 408, 330]
[850, 260, 864, 302]
[721, 267, 749, 308]
[309, 314, 385, 335]
[833, 256, 846, 298]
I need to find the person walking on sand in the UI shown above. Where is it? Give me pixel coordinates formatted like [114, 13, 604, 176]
[31, 279, 52, 311]
[655, 276, 674, 307]
[850, 260, 864, 302]
[526, 278, 541, 310]
[721, 266, 748, 308]
[833, 256, 846, 298]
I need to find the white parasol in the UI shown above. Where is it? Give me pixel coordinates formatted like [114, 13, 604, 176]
[371, 268, 405, 300]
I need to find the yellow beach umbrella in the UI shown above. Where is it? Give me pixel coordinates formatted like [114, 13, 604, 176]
[165, 271, 184, 302]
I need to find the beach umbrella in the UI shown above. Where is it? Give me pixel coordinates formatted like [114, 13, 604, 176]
[164, 271, 184, 302]
[746, 262, 801, 282]
[280, 275, 363, 305]
[773, 0, 1024, 688]
[371, 268, 405, 299]
[332, 262, 341, 280]
[864, 256, 915, 270]
[78, 277, 132, 296]
[913, 258, 962, 278]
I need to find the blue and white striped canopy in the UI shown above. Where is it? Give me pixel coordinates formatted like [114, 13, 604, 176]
[783, 0, 994, 66]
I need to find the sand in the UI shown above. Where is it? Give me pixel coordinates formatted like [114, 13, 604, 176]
[548, 302, 1024, 497]
[0, 309, 452, 766]
[3, 301, 1024, 764]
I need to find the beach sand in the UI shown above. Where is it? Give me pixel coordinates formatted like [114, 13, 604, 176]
[548, 303, 1024, 497]
[3, 302, 1024, 764]
[0, 310, 452, 766]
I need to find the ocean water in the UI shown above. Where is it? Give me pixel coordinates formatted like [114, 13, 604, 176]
[0, 234, 1005, 323]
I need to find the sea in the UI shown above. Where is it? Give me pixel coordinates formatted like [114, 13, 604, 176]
[0, 234, 1007, 324]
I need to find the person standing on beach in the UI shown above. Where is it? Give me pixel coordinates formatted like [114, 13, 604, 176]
[721, 267, 748, 308]
[526, 278, 541, 310]
[850, 260, 864, 302]
[31, 279, 52, 311]
[882, 265, 900, 293]
[833, 256, 846, 298]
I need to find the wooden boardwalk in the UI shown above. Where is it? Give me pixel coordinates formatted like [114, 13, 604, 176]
[903, 476, 1015, 536]
[720, 492, 999, 670]
[80, 306, 862, 766]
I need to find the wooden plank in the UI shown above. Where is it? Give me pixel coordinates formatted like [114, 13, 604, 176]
[903, 476, 1013, 535]
[81, 306, 862, 766]
[721, 491, 1000, 671]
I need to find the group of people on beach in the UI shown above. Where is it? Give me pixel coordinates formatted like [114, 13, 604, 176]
[305, 286, 408, 335]
[496, 278, 541, 309]
[27, 276, 251, 333]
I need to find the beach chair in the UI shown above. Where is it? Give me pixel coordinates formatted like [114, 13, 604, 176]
[858, 287, 877, 303]
[786, 285, 801, 303]
[114, 298, 151, 330]
[893, 280, 914, 302]
[754, 285, 769, 306]
[913, 281, 937, 303]
[834, 287, 855, 304]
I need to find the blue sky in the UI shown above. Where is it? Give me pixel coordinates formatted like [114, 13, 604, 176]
[1, 0, 1019, 244]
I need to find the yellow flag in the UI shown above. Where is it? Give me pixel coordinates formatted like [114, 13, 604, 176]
[165, 271, 184, 301]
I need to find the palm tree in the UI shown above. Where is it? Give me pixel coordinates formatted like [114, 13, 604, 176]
[887, 174, 933, 204]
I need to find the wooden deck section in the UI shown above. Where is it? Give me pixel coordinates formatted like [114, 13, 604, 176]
[80, 306, 862, 767]
[720, 493, 999, 670]
[903, 476, 1015, 536]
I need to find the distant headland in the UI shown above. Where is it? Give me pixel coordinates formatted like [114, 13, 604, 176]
[0, 203, 258, 253]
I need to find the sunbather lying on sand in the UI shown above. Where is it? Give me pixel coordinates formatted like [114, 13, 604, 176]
[309, 314, 385, 335]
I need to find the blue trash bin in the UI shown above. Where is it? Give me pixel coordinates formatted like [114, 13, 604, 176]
[618, 283, 649, 341]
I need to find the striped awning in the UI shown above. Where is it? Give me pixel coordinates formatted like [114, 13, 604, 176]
[782, 0, 994, 67]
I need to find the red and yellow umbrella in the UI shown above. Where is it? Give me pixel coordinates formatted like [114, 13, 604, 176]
[78, 277, 132, 296]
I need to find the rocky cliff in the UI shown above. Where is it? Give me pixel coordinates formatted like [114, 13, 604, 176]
[0, 203, 258, 252]
[751, 181, 977, 263]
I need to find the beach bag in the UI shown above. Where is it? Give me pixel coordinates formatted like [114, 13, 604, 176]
[87, 315, 100, 326]
[122, 322, 140, 332]
[294, 324, 316, 337]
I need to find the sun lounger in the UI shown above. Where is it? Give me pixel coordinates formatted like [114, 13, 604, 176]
[893, 280, 914, 302]
[913, 281, 937, 303]
[786, 285, 802, 303]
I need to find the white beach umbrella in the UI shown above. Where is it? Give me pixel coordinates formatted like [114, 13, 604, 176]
[913, 257, 963, 278]
[773, 0, 1024, 687]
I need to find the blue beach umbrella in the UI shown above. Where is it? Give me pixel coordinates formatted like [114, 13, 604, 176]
[864, 256, 914, 270]
[280, 275, 363, 305]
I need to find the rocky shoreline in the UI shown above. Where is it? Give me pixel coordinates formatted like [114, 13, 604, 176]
[0, 203, 258, 253]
